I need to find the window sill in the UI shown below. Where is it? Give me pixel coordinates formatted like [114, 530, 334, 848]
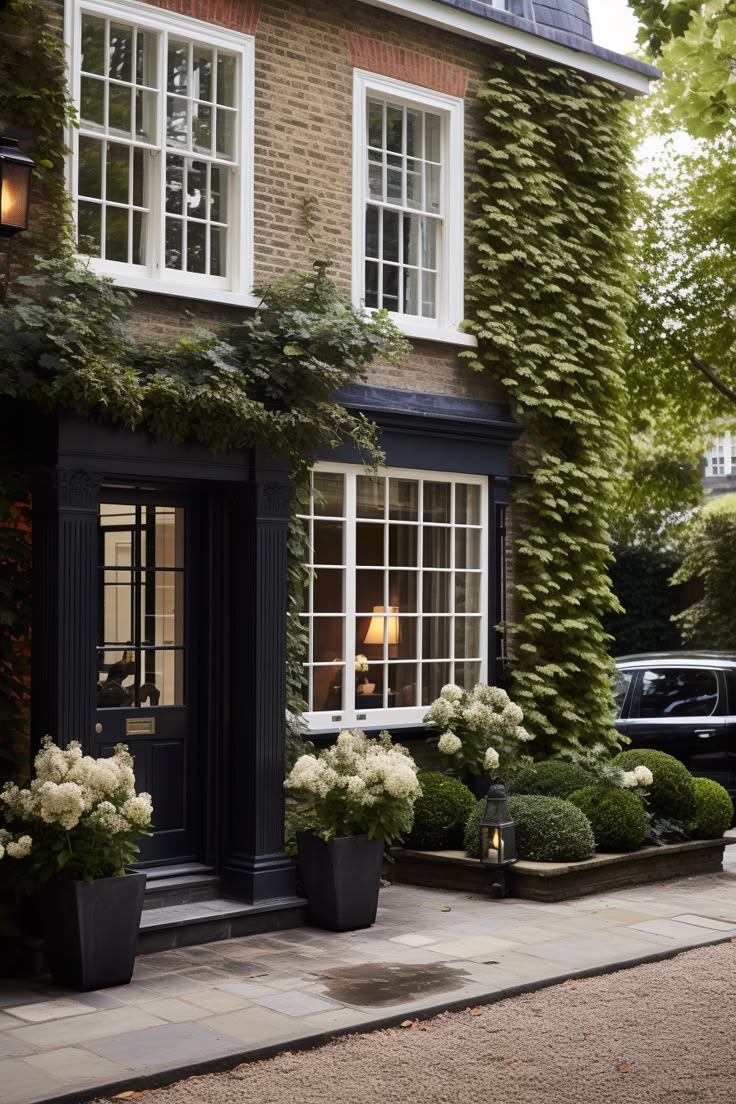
[93, 269, 261, 310]
[392, 318, 478, 348]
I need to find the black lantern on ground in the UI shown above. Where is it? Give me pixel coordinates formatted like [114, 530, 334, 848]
[0, 137, 34, 237]
[480, 782, 517, 899]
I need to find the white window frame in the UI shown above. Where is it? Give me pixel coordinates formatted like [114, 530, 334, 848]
[66, 0, 258, 307]
[301, 462, 489, 733]
[705, 429, 736, 478]
[351, 70, 471, 347]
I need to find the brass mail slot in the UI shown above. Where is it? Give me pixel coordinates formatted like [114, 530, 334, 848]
[126, 717, 155, 736]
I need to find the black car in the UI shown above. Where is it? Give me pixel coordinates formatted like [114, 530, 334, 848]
[615, 652, 736, 804]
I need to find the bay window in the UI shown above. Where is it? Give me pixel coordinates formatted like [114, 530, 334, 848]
[299, 465, 488, 730]
[69, 0, 254, 302]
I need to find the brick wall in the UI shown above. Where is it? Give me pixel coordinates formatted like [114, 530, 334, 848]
[29, 0, 512, 403]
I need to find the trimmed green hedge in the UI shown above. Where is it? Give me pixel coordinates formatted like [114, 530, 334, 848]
[689, 777, 734, 840]
[464, 794, 595, 863]
[567, 785, 648, 852]
[405, 772, 477, 851]
[508, 761, 596, 800]
[613, 749, 696, 820]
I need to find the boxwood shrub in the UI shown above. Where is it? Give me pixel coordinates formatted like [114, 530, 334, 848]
[507, 760, 596, 799]
[567, 784, 648, 852]
[464, 794, 595, 863]
[613, 749, 696, 820]
[689, 777, 734, 840]
[405, 772, 477, 850]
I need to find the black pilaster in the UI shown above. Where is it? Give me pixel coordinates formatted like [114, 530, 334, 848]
[31, 468, 100, 752]
[221, 452, 296, 902]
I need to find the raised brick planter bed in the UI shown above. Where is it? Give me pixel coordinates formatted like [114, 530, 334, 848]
[388, 838, 733, 903]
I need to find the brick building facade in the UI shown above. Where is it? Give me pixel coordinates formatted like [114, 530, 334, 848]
[2, 0, 655, 943]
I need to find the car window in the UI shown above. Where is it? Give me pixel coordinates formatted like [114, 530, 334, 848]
[613, 670, 633, 718]
[725, 669, 736, 715]
[636, 667, 719, 719]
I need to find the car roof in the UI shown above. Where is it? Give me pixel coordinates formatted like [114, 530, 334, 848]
[616, 651, 736, 668]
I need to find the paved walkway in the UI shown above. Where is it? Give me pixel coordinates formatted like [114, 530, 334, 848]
[1, 852, 735, 1104]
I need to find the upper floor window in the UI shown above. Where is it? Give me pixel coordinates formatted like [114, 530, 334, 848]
[69, 0, 255, 304]
[705, 429, 736, 477]
[352, 72, 465, 345]
[299, 464, 488, 731]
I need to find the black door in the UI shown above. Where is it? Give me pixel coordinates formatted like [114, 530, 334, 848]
[92, 493, 202, 865]
[620, 666, 730, 791]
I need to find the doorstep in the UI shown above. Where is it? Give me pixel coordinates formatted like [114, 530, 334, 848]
[137, 896, 308, 954]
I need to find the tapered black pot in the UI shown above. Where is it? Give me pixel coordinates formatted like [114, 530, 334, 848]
[41, 871, 146, 990]
[297, 831, 384, 931]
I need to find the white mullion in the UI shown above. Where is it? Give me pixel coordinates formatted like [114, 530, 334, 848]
[127, 144, 134, 262]
[345, 473, 357, 724]
[156, 29, 168, 276]
[377, 207, 384, 308]
[480, 486, 489, 684]
[205, 161, 211, 275]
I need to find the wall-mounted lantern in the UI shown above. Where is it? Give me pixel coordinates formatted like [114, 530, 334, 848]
[480, 781, 517, 898]
[0, 136, 34, 237]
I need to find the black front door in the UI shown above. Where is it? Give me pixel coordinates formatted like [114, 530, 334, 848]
[92, 493, 202, 865]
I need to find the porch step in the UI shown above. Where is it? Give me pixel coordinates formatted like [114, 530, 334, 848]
[142, 863, 220, 910]
[137, 895, 307, 954]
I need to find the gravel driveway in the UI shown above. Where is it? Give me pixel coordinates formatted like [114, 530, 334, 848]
[99, 939, 736, 1104]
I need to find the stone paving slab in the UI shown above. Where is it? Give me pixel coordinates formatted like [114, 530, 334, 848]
[0, 854, 735, 1104]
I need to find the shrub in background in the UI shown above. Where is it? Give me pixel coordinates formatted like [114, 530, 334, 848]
[567, 785, 648, 852]
[507, 760, 596, 800]
[672, 499, 736, 649]
[464, 794, 595, 863]
[405, 772, 476, 851]
[613, 749, 696, 821]
[689, 777, 734, 840]
[604, 544, 683, 655]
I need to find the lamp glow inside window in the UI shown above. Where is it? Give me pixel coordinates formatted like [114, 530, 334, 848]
[353, 73, 464, 333]
[299, 466, 487, 729]
[71, 1, 252, 294]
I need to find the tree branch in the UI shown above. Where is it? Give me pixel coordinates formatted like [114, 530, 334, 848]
[688, 352, 736, 406]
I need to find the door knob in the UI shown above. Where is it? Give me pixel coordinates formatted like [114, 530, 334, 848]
[95, 722, 103, 734]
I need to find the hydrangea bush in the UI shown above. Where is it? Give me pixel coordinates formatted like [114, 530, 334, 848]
[0, 737, 152, 885]
[284, 730, 421, 845]
[424, 683, 533, 777]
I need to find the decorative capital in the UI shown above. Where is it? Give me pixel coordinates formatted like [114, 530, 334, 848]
[56, 469, 101, 511]
[257, 481, 293, 520]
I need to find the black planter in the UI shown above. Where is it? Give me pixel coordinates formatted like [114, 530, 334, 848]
[41, 871, 146, 990]
[297, 831, 384, 931]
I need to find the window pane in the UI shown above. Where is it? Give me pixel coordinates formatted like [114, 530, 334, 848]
[313, 471, 344, 516]
[355, 664, 384, 709]
[423, 617, 450, 659]
[423, 526, 450, 568]
[78, 137, 103, 198]
[313, 569, 344, 614]
[109, 23, 133, 82]
[455, 572, 481, 613]
[357, 476, 384, 519]
[186, 160, 208, 218]
[422, 662, 450, 706]
[456, 528, 481, 570]
[389, 479, 418, 521]
[424, 482, 450, 523]
[391, 663, 418, 707]
[455, 617, 481, 659]
[637, 668, 719, 719]
[313, 521, 344, 565]
[455, 661, 481, 691]
[165, 217, 183, 269]
[106, 142, 129, 204]
[217, 54, 236, 106]
[312, 618, 344, 664]
[423, 571, 450, 613]
[389, 570, 417, 613]
[105, 206, 128, 262]
[168, 41, 188, 93]
[396, 618, 417, 660]
[356, 570, 384, 613]
[356, 523, 383, 566]
[368, 99, 383, 147]
[192, 103, 213, 154]
[80, 76, 105, 129]
[166, 156, 184, 214]
[193, 47, 213, 101]
[456, 484, 481, 525]
[210, 166, 226, 222]
[187, 220, 207, 274]
[81, 15, 106, 75]
[312, 664, 343, 712]
[108, 83, 132, 135]
[216, 108, 235, 159]
[167, 96, 188, 145]
[389, 525, 417, 566]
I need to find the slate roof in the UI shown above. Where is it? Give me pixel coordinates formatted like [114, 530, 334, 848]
[424, 0, 659, 80]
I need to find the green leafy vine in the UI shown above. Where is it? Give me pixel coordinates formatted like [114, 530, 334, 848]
[464, 54, 635, 755]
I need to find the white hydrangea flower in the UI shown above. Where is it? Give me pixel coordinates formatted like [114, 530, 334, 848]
[462, 701, 495, 733]
[423, 698, 455, 727]
[634, 766, 653, 786]
[515, 726, 535, 743]
[438, 732, 463, 755]
[121, 793, 153, 830]
[620, 771, 639, 789]
[440, 684, 464, 702]
[472, 684, 510, 709]
[484, 747, 500, 771]
[501, 703, 524, 727]
[35, 780, 86, 831]
[5, 835, 32, 859]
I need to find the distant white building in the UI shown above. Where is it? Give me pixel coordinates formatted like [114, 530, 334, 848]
[703, 429, 736, 496]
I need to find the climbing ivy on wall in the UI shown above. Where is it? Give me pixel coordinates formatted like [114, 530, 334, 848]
[464, 54, 635, 756]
